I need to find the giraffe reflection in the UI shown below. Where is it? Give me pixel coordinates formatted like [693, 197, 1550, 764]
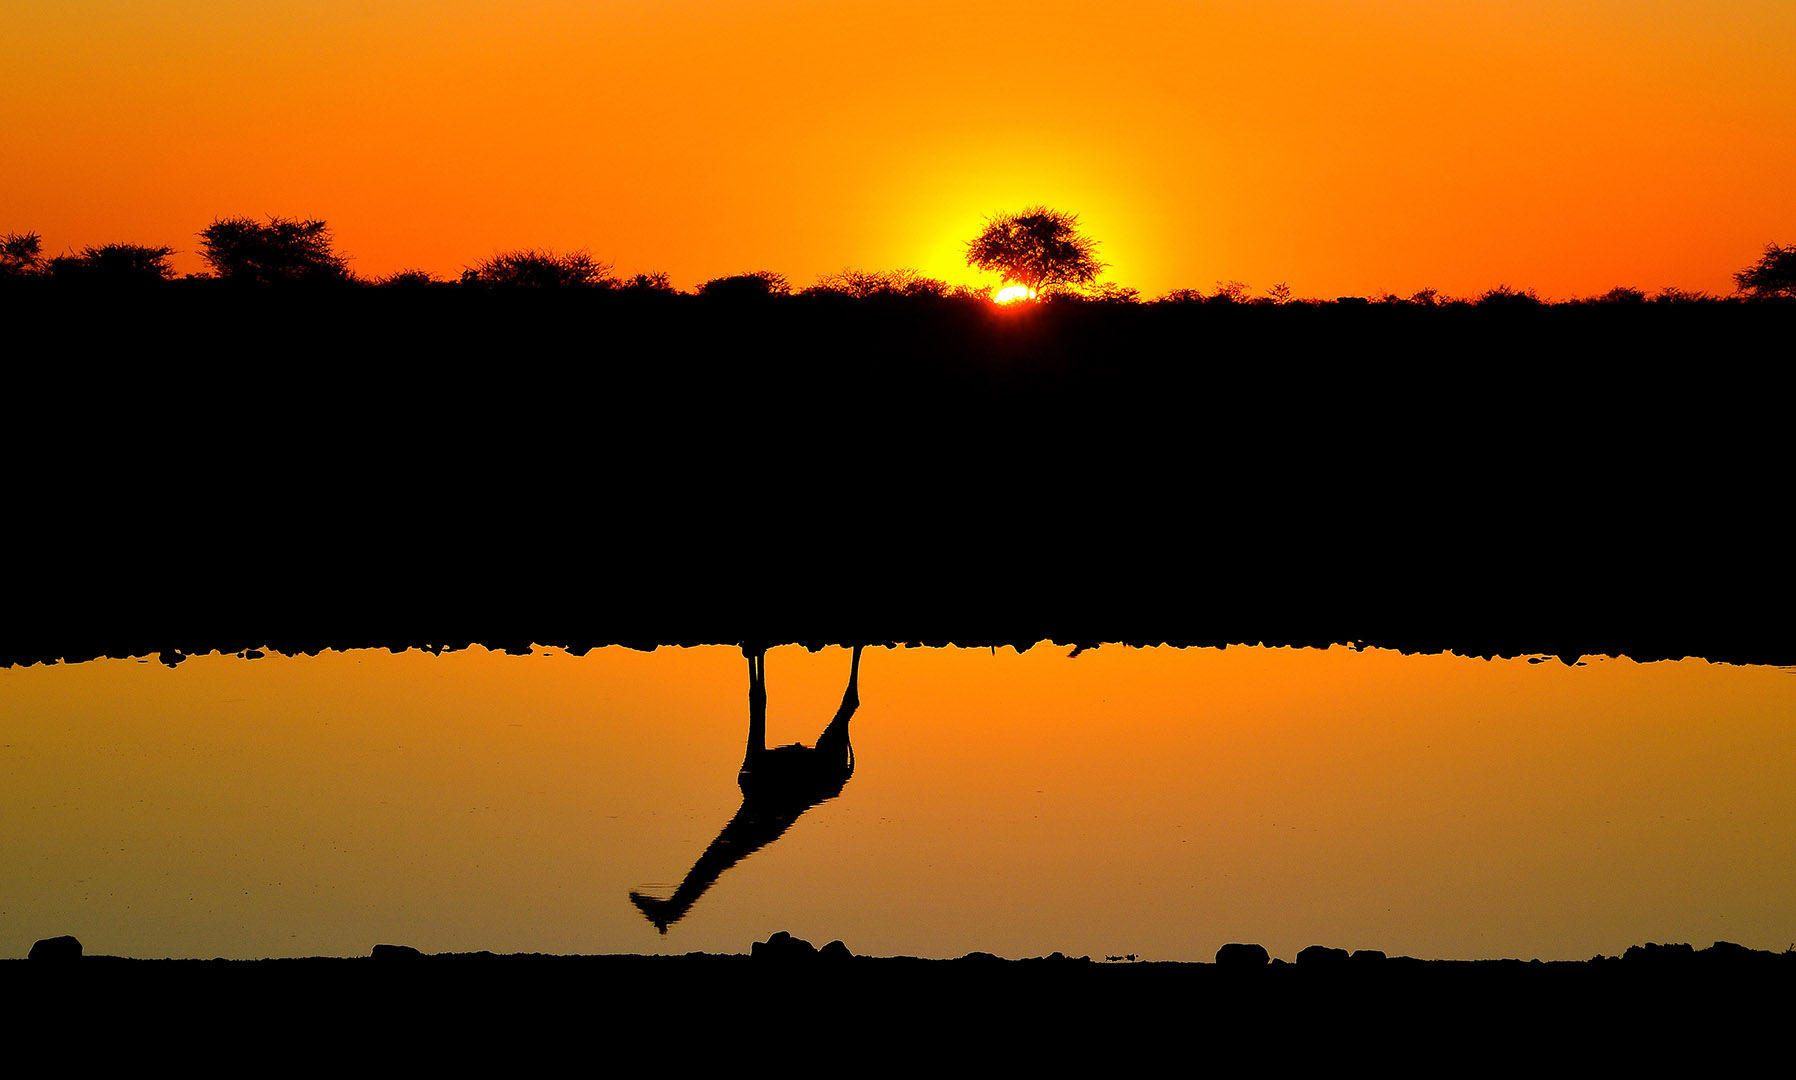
[630, 643, 863, 933]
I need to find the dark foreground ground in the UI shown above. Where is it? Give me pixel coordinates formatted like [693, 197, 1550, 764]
[8, 939, 1790, 1067]
[5, 288, 1791, 668]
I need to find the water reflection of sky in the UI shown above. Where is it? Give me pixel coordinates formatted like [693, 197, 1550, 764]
[4, 644, 1792, 961]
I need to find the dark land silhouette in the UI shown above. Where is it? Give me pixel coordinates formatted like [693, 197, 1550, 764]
[1, 276, 1791, 668]
[6, 935, 1790, 1069]
[630, 645, 861, 932]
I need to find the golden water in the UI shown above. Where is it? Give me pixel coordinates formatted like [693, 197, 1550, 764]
[4, 644, 1791, 960]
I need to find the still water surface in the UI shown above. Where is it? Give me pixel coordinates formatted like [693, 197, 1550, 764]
[4, 644, 1792, 961]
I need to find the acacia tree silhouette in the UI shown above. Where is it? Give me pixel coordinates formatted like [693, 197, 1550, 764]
[198, 216, 349, 284]
[1735, 243, 1796, 298]
[965, 206, 1104, 297]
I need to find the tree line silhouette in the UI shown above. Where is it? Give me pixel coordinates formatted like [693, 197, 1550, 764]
[4, 214, 1792, 303]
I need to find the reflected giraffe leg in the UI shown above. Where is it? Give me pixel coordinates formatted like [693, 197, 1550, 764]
[814, 644, 860, 766]
[744, 644, 767, 766]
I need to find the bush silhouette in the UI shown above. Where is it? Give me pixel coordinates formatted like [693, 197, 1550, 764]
[1054, 282, 1139, 304]
[2, 231, 43, 277]
[198, 216, 349, 283]
[1734, 243, 1796, 299]
[1475, 285, 1542, 309]
[1208, 281, 1250, 304]
[698, 271, 791, 298]
[376, 269, 439, 287]
[1652, 286, 1713, 304]
[900, 275, 950, 299]
[619, 271, 677, 294]
[48, 244, 176, 283]
[466, 249, 613, 288]
[805, 268, 948, 299]
[966, 206, 1104, 297]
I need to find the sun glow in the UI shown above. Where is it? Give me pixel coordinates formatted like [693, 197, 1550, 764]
[993, 285, 1035, 304]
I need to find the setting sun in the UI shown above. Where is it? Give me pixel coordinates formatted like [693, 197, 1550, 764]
[993, 285, 1035, 304]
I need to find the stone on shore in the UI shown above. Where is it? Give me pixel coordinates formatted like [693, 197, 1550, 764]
[819, 939, 854, 962]
[1215, 943, 1270, 967]
[752, 931, 819, 961]
[29, 935, 82, 960]
[1296, 945, 1350, 967]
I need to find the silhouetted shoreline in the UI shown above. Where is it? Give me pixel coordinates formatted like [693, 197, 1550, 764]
[9, 936, 1787, 1065]
[20, 933, 1784, 969]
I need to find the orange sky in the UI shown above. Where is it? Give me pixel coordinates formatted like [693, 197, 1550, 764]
[6, 1, 1794, 297]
